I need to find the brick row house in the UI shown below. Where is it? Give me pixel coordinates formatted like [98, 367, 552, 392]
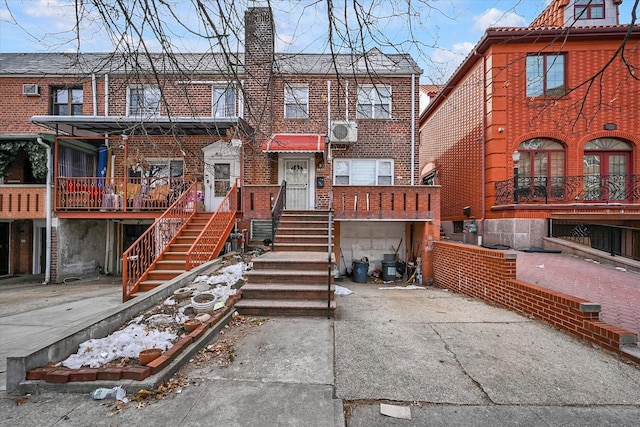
[419, 0, 639, 262]
[0, 8, 439, 301]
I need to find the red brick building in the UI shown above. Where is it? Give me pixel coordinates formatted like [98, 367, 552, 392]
[0, 8, 439, 283]
[419, 0, 639, 262]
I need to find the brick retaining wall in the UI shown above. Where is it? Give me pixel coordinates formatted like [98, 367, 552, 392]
[433, 241, 638, 360]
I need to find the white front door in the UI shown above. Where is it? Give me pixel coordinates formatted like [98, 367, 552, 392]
[285, 159, 309, 210]
[202, 142, 241, 211]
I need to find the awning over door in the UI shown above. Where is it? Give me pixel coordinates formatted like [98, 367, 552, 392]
[261, 134, 325, 153]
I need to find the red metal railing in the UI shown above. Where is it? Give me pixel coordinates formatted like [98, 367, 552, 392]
[185, 180, 238, 270]
[122, 180, 197, 301]
[56, 176, 187, 211]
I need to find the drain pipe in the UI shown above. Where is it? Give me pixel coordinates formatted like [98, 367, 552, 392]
[411, 73, 416, 185]
[36, 137, 51, 284]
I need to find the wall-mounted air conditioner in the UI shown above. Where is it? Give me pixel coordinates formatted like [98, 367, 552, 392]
[22, 84, 40, 96]
[330, 120, 358, 143]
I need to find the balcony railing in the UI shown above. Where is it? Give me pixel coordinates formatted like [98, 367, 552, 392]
[495, 175, 640, 206]
[332, 185, 437, 220]
[56, 176, 188, 212]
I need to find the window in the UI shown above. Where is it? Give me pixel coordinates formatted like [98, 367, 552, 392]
[212, 85, 236, 117]
[128, 86, 161, 116]
[356, 85, 391, 119]
[51, 87, 83, 115]
[57, 145, 97, 177]
[517, 138, 566, 199]
[284, 85, 308, 118]
[526, 54, 565, 97]
[583, 138, 631, 201]
[213, 163, 231, 196]
[333, 159, 393, 185]
[575, 0, 604, 20]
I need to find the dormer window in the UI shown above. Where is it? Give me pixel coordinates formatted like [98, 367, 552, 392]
[575, 0, 605, 20]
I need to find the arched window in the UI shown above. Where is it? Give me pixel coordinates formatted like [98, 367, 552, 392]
[517, 138, 566, 199]
[583, 138, 632, 201]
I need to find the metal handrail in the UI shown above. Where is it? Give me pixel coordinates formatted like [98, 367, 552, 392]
[270, 180, 286, 250]
[495, 174, 640, 206]
[185, 180, 238, 270]
[122, 180, 197, 301]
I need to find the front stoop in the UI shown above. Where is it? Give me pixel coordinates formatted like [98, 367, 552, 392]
[238, 210, 336, 317]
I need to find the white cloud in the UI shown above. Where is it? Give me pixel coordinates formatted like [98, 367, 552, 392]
[24, 0, 71, 18]
[473, 8, 527, 30]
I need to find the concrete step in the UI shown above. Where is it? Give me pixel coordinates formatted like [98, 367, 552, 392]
[279, 220, 329, 228]
[252, 258, 333, 271]
[245, 269, 333, 285]
[235, 298, 336, 317]
[277, 227, 330, 236]
[275, 235, 331, 245]
[241, 283, 335, 301]
[273, 243, 333, 252]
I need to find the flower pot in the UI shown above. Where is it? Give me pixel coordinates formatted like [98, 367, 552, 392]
[173, 287, 192, 300]
[183, 318, 202, 332]
[139, 348, 162, 365]
[191, 293, 218, 313]
[195, 313, 211, 323]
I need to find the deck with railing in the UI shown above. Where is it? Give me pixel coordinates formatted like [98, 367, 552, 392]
[332, 185, 438, 220]
[495, 174, 640, 206]
[56, 176, 189, 212]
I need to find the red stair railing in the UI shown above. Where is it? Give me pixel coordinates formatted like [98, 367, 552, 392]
[122, 180, 198, 301]
[185, 180, 238, 270]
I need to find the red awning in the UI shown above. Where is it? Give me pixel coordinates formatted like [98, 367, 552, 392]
[261, 134, 325, 153]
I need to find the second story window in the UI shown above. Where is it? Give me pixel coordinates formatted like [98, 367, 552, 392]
[128, 86, 161, 116]
[51, 87, 83, 115]
[212, 84, 236, 117]
[357, 85, 391, 119]
[526, 54, 565, 98]
[575, 0, 605, 20]
[284, 85, 309, 118]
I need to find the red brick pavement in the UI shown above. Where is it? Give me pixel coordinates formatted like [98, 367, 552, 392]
[516, 251, 640, 337]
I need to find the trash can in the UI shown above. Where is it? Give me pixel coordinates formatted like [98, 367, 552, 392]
[352, 261, 369, 283]
[381, 261, 397, 281]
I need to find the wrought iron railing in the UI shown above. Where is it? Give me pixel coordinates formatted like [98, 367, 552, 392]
[270, 180, 286, 250]
[495, 174, 640, 205]
[551, 219, 640, 261]
[122, 180, 197, 301]
[56, 176, 187, 211]
[185, 180, 238, 270]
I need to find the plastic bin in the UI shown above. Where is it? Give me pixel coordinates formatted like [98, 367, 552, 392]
[381, 260, 397, 281]
[352, 261, 369, 283]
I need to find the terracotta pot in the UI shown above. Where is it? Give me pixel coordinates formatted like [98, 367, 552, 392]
[139, 348, 162, 365]
[183, 318, 202, 332]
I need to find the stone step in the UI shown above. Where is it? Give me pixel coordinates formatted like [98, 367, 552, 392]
[273, 243, 333, 252]
[235, 298, 336, 317]
[246, 269, 333, 285]
[240, 283, 335, 301]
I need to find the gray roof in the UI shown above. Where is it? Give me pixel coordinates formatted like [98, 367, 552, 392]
[0, 49, 421, 77]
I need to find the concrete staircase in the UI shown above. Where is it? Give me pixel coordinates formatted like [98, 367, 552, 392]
[236, 210, 336, 317]
[133, 212, 214, 296]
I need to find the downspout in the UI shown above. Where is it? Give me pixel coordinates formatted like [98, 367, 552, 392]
[36, 137, 51, 284]
[92, 73, 97, 116]
[411, 74, 416, 185]
[478, 57, 487, 245]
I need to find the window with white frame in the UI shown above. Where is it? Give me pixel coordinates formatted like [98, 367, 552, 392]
[284, 84, 309, 118]
[333, 159, 393, 185]
[212, 84, 236, 117]
[127, 86, 161, 116]
[356, 85, 391, 119]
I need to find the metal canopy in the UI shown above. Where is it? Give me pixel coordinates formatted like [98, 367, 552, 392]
[30, 115, 249, 137]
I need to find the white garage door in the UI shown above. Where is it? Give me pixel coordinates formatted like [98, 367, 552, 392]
[339, 221, 406, 274]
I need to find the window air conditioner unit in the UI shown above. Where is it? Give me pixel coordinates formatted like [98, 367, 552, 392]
[22, 84, 40, 96]
[330, 120, 358, 143]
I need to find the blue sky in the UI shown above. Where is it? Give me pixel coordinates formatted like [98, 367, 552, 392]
[0, 1, 637, 83]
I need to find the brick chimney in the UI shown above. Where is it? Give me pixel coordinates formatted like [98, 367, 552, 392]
[244, 7, 274, 140]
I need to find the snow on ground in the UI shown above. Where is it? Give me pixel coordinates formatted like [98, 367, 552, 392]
[60, 262, 248, 369]
[378, 285, 426, 290]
